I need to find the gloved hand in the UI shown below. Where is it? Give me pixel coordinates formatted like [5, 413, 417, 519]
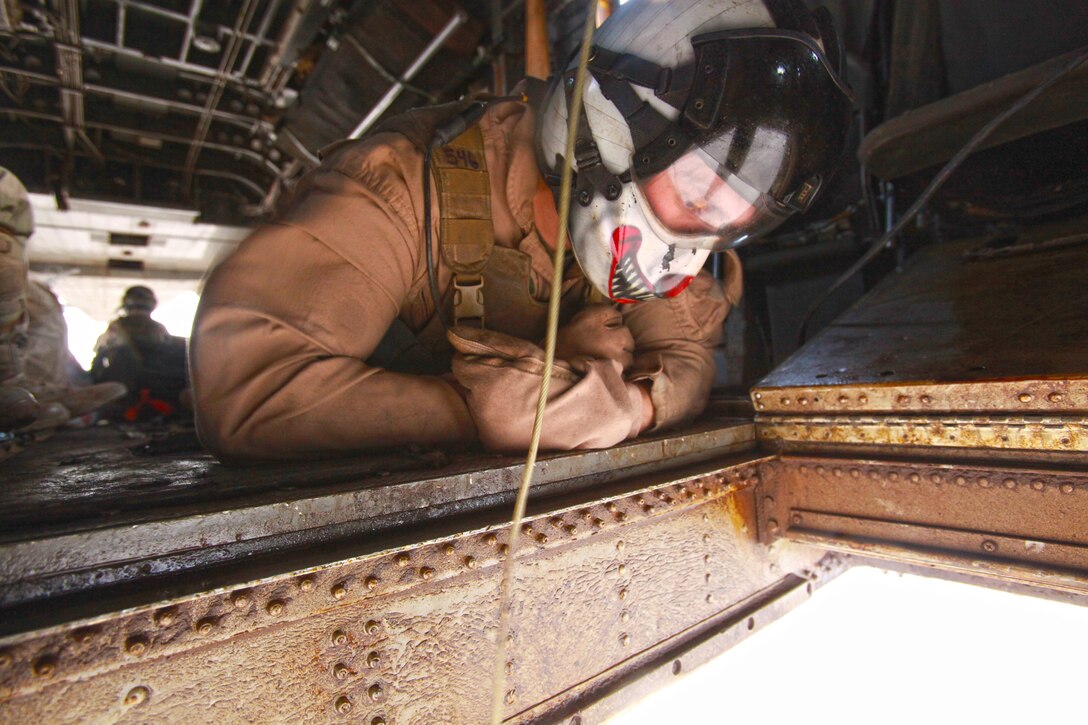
[448, 326, 646, 452]
[551, 303, 635, 373]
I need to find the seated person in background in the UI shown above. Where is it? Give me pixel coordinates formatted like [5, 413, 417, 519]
[189, 0, 850, 462]
[93, 286, 189, 422]
[1, 166, 125, 448]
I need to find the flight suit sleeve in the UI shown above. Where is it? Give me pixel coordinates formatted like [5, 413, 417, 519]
[190, 137, 477, 461]
[622, 253, 742, 432]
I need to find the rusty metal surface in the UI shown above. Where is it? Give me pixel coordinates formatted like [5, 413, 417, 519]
[0, 420, 754, 624]
[754, 454, 1088, 595]
[753, 218, 1088, 414]
[0, 456, 827, 724]
[756, 414, 1088, 452]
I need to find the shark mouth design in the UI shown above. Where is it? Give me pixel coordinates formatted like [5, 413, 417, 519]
[608, 225, 694, 303]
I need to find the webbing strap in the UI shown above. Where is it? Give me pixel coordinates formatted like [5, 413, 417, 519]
[431, 124, 494, 326]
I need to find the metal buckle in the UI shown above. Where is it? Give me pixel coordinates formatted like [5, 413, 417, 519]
[452, 276, 485, 327]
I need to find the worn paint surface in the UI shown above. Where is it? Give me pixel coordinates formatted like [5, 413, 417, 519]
[0, 456, 828, 723]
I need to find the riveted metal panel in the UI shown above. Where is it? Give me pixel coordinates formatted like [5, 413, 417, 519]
[0, 457, 828, 723]
[756, 415, 1088, 452]
[754, 455, 1088, 592]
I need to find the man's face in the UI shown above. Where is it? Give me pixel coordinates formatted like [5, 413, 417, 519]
[640, 151, 757, 236]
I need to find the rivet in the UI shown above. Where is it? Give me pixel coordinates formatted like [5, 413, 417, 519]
[419, 567, 435, 580]
[897, 395, 910, 405]
[124, 685, 150, 707]
[1018, 393, 1033, 403]
[799, 397, 809, 406]
[331, 583, 347, 600]
[522, 523, 534, 535]
[606, 503, 618, 513]
[155, 609, 176, 626]
[620, 610, 630, 623]
[299, 578, 314, 592]
[920, 395, 932, 405]
[1032, 480, 1045, 491]
[815, 466, 826, 474]
[618, 588, 628, 600]
[616, 564, 627, 577]
[196, 618, 215, 635]
[850, 469, 860, 478]
[505, 690, 516, 705]
[705, 573, 712, 584]
[1004, 479, 1017, 490]
[931, 474, 942, 483]
[485, 533, 498, 546]
[395, 553, 410, 567]
[1048, 392, 1064, 403]
[616, 512, 629, 522]
[799, 464, 809, 473]
[838, 395, 849, 404]
[955, 476, 967, 486]
[464, 556, 477, 569]
[335, 696, 352, 714]
[702, 513, 710, 523]
[833, 468, 843, 477]
[981, 540, 997, 553]
[549, 517, 563, 527]
[859, 395, 869, 404]
[32, 656, 56, 677]
[365, 575, 379, 591]
[332, 630, 349, 646]
[706, 594, 714, 604]
[581, 510, 594, 521]
[231, 592, 251, 608]
[642, 505, 653, 513]
[333, 663, 349, 680]
[620, 633, 630, 646]
[704, 554, 711, 565]
[757, 403, 766, 410]
[791, 513, 803, 525]
[889, 472, 900, 481]
[443, 544, 456, 556]
[1061, 483, 1076, 494]
[593, 518, 604, 529]
[702, 533, 710, 543]
[368, 684, 385, 702]
[755, 393, 762, 400]
[505, 661, 514, 675]
[266, 600, 285, 616]
[364, 620, 380, 635]
[616, 540, 626, 553]
[367, 651, 381, 668]
[563, 525, 577, 535]
[663, 496, 674, 504]
[909, 473, 921, 483]
[768, 519, 780, 532]
[372, 718, 387, 725]
[499, 544, 510, 555]
[979, 477, 992, 488]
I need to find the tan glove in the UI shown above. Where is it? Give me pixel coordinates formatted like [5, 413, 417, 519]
[552, 303, 635, 373]
[449, 326, 645, 452]
[622, 270, 733, 432]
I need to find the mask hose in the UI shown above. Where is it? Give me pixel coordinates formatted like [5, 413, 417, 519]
[488, 5, 598, 723]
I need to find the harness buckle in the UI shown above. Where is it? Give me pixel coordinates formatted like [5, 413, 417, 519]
[452, 276, 485, 327]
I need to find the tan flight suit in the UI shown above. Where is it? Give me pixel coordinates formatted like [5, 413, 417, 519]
[191, 98, 742, 461]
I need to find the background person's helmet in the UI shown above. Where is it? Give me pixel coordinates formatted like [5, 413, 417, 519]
[0, 167, 34, 241]
[538, 0, 853, 302]
[122, 285, 157, 314]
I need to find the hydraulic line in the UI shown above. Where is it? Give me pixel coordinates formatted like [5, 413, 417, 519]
[488, 4, 598, 722]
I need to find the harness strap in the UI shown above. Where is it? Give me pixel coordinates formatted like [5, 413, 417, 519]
[431, 124, 495, 326]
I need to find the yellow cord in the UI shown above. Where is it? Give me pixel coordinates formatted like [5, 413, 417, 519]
[488, 5, 599, 723]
